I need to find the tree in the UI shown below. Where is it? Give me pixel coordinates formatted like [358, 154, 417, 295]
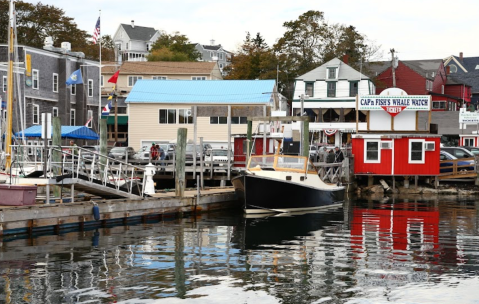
[82, 35, 116, 62]
[0, 0, 89, 51]
[147, 31, 200, 62]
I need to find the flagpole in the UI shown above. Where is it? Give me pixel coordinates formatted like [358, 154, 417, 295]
[98, 9, 102, 140]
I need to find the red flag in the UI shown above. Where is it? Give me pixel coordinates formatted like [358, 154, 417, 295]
[108, 70, 120, 84]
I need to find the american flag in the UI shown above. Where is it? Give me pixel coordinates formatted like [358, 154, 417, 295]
[92, 17, 100, 44]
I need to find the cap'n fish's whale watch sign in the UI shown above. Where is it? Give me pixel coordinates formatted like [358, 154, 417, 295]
[358, 95, 431, 117]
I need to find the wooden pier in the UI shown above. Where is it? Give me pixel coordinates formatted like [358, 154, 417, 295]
[0, 187, 239, 237]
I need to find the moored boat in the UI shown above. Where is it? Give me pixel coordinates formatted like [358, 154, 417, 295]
[232, 154, 345, 214]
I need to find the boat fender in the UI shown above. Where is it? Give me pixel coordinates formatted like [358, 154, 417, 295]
[92, 203, 100, 221]
[92, 229, 100, 247]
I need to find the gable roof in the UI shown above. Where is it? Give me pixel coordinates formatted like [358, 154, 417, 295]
[448, 71, 479, 93]
[401, 59, 443, 79]
[362, 61, 390, 78]
[102, 61, 218, 75]
[297, 58, 370, 81]
[120, 24, 158, 41]
[126, 79, 276, 104]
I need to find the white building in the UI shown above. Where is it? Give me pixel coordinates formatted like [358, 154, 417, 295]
[113, 21, 161, 62]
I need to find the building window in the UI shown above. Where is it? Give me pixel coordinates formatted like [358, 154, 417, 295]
[128, 76, 143, 86]
[210, 117, 227, 124]
[305, 82, 314, 97]
[432, 101, 446, 109]
[219, 63, 223, 69]
[32, 104, 39, 124]
[53, 73, 58, 92]
[231, 117, 247, 124]
[449, 64, 457, 73]
[152, 76, 167, 80]
[101, 75, 104, 87]
[242, 140, 256, 155]
[192, 76, 207, 80]
[87, 110, 93, 128]
[126, 43, 128, 50]
[88, 79, 93, 97]
[32, 69, 39, 89]
[327, 67, 337, 80]
[409, 139, 425, 163]
[53, 107, 58, 117]
[364, 140, 380, 163]
[219, 53, 224, 60]
[70, 109, 75, 126]
[464, 138, 474, 146]
[71, 84, 76, 95]
[349, 81, 359, 97]
[327, 82, 336, 97]
[179, 109, 192, 124]
[159, 109, 176, 124]
[2, 76, 6, 92]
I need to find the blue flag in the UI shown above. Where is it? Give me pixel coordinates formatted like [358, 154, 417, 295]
[66, 69, 83, 85]
[102, 101, 112, 117]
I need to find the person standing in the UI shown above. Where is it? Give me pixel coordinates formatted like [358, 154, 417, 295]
[70, 140, 78, 156]
[334, 146, 344, 163]
[150, 143, 158, 162]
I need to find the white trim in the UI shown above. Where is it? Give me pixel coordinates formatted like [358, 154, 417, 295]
[70, 109, 76, 126]
[32, 69, 39, 89]
[71, 83, 76, 96]
[2, 75, 6, 92]
[158, 108, 177, 124]
[25, 95, 58, 102]
[409, 139, 425, 164]
[88, 79, 93, 97]
[364, 140, 381, 163]
[52, 107, 58, 117]
[87, 110, 93, 128]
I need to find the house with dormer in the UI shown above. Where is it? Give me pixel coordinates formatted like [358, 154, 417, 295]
[113, 21, 161, 62]
[193, 40, 232, 75]
[443, 52, 479, 106]
[292, 57, 375, 146]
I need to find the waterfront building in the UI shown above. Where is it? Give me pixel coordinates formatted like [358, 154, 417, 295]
[112, 20, 160, 62]
[193, 40, 232, 76]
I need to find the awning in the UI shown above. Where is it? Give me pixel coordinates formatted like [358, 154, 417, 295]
[15, 126, 99, 140]
[107, 116, 128, 125]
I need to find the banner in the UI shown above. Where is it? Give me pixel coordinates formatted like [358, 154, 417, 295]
[324, 129, 337, 136]
[358, 95, 431, 116]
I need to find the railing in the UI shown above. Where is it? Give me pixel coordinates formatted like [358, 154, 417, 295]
[10, 145, 145, 197]
[439, 157, 477, 179]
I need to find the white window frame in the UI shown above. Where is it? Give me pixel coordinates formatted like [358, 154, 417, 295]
[71, 83, 76, 95]
[128, 76, 143, 87]
[88, 79, 93, 97]
[2, 75, 6, 92]
[52, 73, 58, 92]
[327, 67, 337, 80]
[409, 139, 425, 164]
[192, 76, 207, 80]
[87, 110, 93, 128]
[32, 104, 39, 124]
[464, 138, 474, 147]
[152, 76, 167, 80]
[32, 69, 39, 89]
[70, 109, 75, 126]
[159, 109, 177, 124]
[52, 107, 59, 117]
[178, 109, 192, 124]
[364, 140, 381, 163]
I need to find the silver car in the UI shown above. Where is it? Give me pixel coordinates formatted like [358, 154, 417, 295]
[108, 147, 135, 160]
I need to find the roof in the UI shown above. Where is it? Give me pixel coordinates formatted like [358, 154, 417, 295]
[296, 58, 370, 81]
[448, 56, 479, 72]
[401, 59, 443, 79]
[101, 61, 217, 75]
[362, 61, 390, 78]
[15, 126, 99, 140]
[120, 24, 158, 41]
[448, 70, 479, 93]
[126, 79, 276, 104]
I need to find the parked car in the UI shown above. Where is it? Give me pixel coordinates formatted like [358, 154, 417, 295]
[162, 143, 176, 161]
[185, 144, 203, 163]
[441, 147, 475, 159]
[108, 147, 135, 161]
[205, 149, 233, 167]
[460, 146, 479, 155]
[439, 150, 475, 173]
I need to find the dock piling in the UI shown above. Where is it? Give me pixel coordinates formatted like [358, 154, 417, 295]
[175, 128, 187, 197]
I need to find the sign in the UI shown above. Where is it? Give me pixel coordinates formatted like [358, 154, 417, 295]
[459, 108, 479, 124]
[26, 54, 31, 76]
[358, 95, 431, 116]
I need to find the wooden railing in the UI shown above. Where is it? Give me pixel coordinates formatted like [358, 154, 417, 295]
[439, 157, 477, 179]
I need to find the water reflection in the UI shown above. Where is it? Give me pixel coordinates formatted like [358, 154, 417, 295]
[0, 197, 478, 303]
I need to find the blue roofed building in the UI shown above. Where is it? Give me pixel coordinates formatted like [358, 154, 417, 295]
[125, 79, 279, 149]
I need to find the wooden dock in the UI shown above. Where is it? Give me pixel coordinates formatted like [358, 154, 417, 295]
[0, 187, 239, 237]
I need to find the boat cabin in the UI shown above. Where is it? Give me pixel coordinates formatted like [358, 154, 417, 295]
[232, 134, 278, 167]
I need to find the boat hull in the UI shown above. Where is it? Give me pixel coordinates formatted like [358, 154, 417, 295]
[231, 173, 345, 214]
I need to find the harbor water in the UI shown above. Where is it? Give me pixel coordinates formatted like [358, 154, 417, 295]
[1, 196, 479, 304]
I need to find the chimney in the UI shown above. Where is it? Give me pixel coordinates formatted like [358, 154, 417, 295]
[131, 20, 135, 28]
[342, 54, 349, 64]
[459, 52, 463, 62]
[446, 66, 450, 74]
[210, 39, 215, 45]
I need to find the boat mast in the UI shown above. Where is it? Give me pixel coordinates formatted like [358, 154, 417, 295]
[5, 0, 15, 170]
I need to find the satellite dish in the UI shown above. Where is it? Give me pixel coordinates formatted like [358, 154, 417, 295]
[186, 109, 192, 116]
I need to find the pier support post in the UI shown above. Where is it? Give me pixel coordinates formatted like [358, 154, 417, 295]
[175, 128, 187, 197]
[368, 175, 374, 187]
[100, 118, 108, 178]
[52, 117, 61, 201]
[404, 176, 410, 189]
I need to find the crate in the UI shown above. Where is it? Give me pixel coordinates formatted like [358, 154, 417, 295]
[0, 184, 37, 206]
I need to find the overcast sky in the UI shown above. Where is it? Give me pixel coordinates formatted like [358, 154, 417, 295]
[30, 0, 477, 61]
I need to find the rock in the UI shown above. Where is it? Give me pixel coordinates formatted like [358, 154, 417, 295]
[398, 187, 422, 194]
[438, 188, 458, 195]
[421, 187, 438, 194]
[362, 185, 384, 194]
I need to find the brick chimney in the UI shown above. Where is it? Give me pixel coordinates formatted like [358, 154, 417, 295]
[342, 54, 349, 64]
[446, 66, 450, 74]
[459, 52, 463, 62]
[131, 20, 135, 28]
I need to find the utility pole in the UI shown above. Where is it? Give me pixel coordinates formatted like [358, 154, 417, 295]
[390, 48, 396, 88]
